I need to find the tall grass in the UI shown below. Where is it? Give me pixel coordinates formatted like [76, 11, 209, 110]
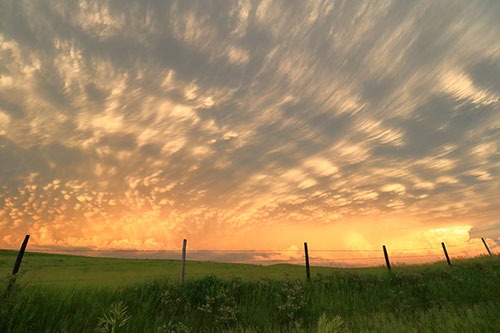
[1, 255, 499, 332]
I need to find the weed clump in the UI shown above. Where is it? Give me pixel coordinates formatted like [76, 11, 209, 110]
[317, 313, 343, 333]
[95, 301, 130, 333]
[277, 280, 307, 328]
[191, 276, 239, 327]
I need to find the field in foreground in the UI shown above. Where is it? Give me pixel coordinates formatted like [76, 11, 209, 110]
[1, 251, 500, 332]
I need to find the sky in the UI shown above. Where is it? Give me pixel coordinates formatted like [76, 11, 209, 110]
[1, 0, 500, 264]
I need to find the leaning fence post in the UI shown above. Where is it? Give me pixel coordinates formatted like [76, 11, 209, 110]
[442, 242, 452, 266]
[12, 235, 30, 275]
[481, 237, 493, 257]
[382, 245, 391, 270]
[179, 239, 187, 285]
[7, 235, 30, 292]
[304, 242, 310, 281]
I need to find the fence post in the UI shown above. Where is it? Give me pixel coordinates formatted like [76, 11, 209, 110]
[12, 235, 30, 275]
[7, 235, 30, 292]
[179, 239, 187, 285]
[382, 245, 391, 270]
[304, 242, 310, 281]
[481, 237, 493, 256]
[442, 242, 452, 266]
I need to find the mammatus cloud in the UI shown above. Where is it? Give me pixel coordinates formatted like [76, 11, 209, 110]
[1, 0, 499, 261]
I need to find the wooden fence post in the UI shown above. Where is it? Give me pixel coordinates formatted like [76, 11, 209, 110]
[179, 239, 187, 285]
[12, 235, 30, 275]
[304, 242, 310, 281]
[442, 242, 452, 266]
[7, 235, 30, 293]
[382, 245, 391, 270]
[481, 237, 493, 257]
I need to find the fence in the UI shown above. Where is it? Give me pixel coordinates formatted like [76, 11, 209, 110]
[6, 235, 498, 285]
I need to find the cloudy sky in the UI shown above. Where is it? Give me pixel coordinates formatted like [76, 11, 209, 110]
[1, 0, 500, 262]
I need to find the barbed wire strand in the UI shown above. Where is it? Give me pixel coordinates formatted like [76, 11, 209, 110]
[23, 240, 494, 254]
[17, 241, 496, 268]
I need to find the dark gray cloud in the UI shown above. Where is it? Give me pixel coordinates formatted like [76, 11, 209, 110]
[468, 58, 500, 94]
[0, 0, 499, 252]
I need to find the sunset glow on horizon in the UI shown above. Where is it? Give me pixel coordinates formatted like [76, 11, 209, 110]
[1, 0, 500, 265]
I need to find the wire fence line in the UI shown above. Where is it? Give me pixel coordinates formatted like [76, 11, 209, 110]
[170, 240, 496, 271]
[3, 235, 497, 289]
[28, 242, 483, 252]
[11, 237, 497, 269]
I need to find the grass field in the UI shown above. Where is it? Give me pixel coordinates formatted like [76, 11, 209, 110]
[1, 250, 500, 332]
[0, 250, 368, 286]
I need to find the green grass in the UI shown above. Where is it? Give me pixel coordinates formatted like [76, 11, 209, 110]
[0, 250, 357, 287]
[1, 250, 499, 332]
